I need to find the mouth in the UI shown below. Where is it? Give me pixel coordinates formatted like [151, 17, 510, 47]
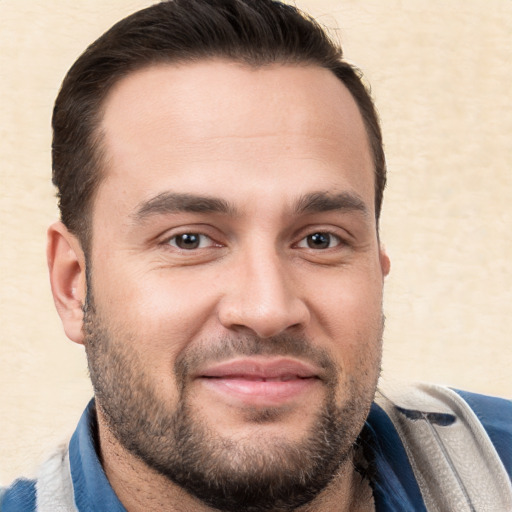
[195, 357, 322, 406]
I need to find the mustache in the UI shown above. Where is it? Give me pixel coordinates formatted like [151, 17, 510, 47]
[173, 333, 339, 386]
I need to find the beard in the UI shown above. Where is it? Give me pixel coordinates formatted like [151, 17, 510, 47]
[83, 297, 381, 512]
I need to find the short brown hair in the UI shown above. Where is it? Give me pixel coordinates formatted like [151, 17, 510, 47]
[52, 0, 386, 251]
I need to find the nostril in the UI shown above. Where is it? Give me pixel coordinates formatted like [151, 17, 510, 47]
[220, 313, 309, 340]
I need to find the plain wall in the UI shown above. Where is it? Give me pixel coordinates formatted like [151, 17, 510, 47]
[1, 0, 511, 484]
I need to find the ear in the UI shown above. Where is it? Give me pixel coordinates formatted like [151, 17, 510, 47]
[379, 243, 391, 278]
[47, 221, 87, 345]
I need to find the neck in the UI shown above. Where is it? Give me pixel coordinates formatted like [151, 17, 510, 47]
[96, 410, 374, 512]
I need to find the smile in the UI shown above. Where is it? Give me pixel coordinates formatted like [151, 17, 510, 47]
[196, 357, 322, 405]
[209, 374, 308, 381]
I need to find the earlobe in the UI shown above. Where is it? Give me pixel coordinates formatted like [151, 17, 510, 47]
[379, 244, 391, 277]
[47, 221, 87, 345]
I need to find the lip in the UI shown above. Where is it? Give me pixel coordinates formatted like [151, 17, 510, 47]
[195, 357, 322, 406]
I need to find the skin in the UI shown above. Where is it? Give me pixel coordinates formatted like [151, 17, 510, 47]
[48, 60, 390, 511]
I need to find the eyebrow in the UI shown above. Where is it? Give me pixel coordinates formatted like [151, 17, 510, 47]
[133, 192, 236, 221]
[133, 190, 369, 223]
[294, 191, 369, 216]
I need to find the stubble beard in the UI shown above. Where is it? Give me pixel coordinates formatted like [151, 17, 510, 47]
[83, 298, 381, 512]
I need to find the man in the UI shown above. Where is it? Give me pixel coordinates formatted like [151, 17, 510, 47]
[1, 0, 511, 511]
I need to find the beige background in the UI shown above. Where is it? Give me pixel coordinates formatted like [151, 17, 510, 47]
[1, 0, 511, 484]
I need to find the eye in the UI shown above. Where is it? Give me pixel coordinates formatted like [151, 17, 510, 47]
[297, 232, 341, 250]
[167, 233, 213, 250]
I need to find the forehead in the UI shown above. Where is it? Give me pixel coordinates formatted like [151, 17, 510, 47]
[96, 60, 374, 218]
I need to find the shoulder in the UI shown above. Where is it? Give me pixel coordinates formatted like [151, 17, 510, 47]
[0, 478, 37, 512]
[0, 442, 75, 512]
[452, 388, 512, 477]
[374, 382, 512, 510]
[376, 383, 512, 469]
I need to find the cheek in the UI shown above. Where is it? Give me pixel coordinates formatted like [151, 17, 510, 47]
[309, 267, 384, 371]
[89, 264, 222, 366]
[311, 267, 384, 333]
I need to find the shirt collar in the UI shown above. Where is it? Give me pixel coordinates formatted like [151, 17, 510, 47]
[69, 400, 126, 512]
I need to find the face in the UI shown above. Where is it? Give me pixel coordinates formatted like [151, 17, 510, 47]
[81, 61, 389, 511]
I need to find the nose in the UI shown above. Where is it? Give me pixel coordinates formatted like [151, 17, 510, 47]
[217, 251, 310, 339]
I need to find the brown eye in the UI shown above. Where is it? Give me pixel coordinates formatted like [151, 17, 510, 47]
[308, 233, 330, 249]
[297, 232, 341, 250]
[169, 233, 205, 250]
